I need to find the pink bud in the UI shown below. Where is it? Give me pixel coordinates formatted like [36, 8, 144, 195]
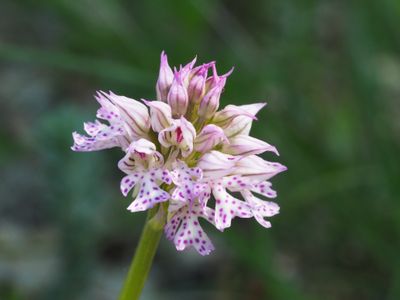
[222, 135, 279, 156]
[194, 124, 228, 153]
[187, 64, 209, 104]
[205, 64, 234, 91]
[167, 70, 189, 117]
[156, 51, 174, 101]
[198, 78, 225, 119]
[179, 56, 197, 87]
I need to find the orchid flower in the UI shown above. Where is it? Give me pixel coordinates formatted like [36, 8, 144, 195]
[72, 51, 286, 299]
[72, 51, 286, 255]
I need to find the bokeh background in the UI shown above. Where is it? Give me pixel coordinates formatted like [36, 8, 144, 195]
[1, 1, 399, 299]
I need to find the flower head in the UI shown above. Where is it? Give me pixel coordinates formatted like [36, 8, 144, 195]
[71, 52, 286, 255]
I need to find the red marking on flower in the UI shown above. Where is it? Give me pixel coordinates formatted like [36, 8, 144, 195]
[134, 150, 146, 159]
[176, 127, 183, 143]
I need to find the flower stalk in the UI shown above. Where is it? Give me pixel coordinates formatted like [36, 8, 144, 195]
[118, 205, 166, 300]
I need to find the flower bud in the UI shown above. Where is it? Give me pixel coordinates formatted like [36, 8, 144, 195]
[156, 51, 174, 101]
[179, 56, 197, 87]
[167, 70, 189, 117]
[187, 63, 211, 104]
[205, 64, 234, 91]
[198, 78, 225, 120]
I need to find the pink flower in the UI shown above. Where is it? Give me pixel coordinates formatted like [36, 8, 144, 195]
[158, 117, 196, 158]
[71, 52, 286, 256]
[71, 91, 150, 152]
[118, 139, 172, 212]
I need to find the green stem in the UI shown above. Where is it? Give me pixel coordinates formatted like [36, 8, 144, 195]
[118, 206, 165, 300]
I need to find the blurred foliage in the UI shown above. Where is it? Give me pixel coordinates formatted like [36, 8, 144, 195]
[0, 0, 399, 299]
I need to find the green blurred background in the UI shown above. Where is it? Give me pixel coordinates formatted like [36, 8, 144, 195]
[1, 0, 399, 299]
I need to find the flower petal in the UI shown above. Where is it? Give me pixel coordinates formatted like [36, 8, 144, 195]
[241, 190, 279, 228]
[171, 161, 206, 203]
[212, 183, 252, 231]
[251, 181, 277, 198]
[222, 135, 279, 156]
[234, 155, 287, 181]
[194, 124, 228, 153]
[197, 151, 239, 179]
[83, 120, 106, 136]
[96, 91, 150, 138]
[127, 171, 171, 212]
[143, 100, 173, 132]
[211, 103, 259, 127]
[118, 139, 163, 172]
[213, 103, 266, 138]
[120, 173, 140, 196]
[166, 204, 216, 255]
[165, 207, 183, 240]
[71, 121, 127, 152]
